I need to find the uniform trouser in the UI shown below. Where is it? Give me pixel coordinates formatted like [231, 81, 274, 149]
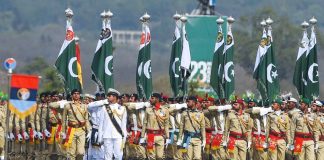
[103, 138, 124, 160]
[231, 139, 247, 160]
[86, 144, 105, 160]
[296, 140, 315, 160]
[34, 140, 46, 160]
[316, 141, 324, 160]
[14, 141, 26, 159]
[268, 139, 286, 160]
[211, 147, 227, 160]
[135, 144, 147, 159]
[185, 137, 202, 160]
[26, 142, 35, 160]
[66, 129, 86, 160]
[47, 138, 64, 160]
[147, 135, 164, 160]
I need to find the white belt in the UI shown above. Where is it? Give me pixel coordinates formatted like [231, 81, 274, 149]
[253, 131, 266, 135]
[169, 129, 179, 132]
[131, 127, 142, 131]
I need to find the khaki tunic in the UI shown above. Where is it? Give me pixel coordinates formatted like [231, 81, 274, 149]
[316, 112, 324, 160]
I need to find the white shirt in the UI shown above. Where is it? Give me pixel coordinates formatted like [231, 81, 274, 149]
[102, 103, 127, 140]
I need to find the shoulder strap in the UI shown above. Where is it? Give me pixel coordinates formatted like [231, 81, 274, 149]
[153, 108, 163, 130]
[105, 104, 124, 138]
[186, 110, 198, 133]
[69, 103, 82, 125]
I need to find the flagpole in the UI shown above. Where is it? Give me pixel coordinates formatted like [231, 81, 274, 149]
[180, 15, 188, 100]
[4, 71, 11, 160]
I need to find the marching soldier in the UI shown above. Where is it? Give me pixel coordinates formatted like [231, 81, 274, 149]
[177, 96, 205, 160]
[139, 93, 171, 160]
[207, 99, 232, 160]
[61, 89, 91, 160]
[265, 99, 291, 160]
[314, 100, 324, 160]
[288, 97, 319, 160]
[223, 98, 253, 160]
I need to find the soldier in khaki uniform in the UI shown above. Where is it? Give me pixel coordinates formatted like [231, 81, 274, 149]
[314, 100, 323, 160]
[265, 99, 291, 160]
[177, 96, 206, 160]
[24, 112, 37, 160]
[139, 93, 171, 160]
[61, 89, 91, 160]
[47, 91, 66, 160]
[223, 98, 252, 160]
[208, 100, 232, 160]
[0, 96, 7, 160]
[288, 97, 319, 160]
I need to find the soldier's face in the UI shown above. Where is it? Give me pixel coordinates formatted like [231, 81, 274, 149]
[122, 96, 129, 103]
[187, 100, 196, 108]
[129, 96, 137, 102]
[232, 103, 241, 110]
[288, 102, 296, 110]
[108, 95, 117, 103]
[311, 104, 317, 112]
[248, 102, 256, 107]
[72, 92, 80, 101]
[51, 95, 59, 102]
[150, 96, 158, 105]
[300, 103, 308, 111]
[272, 103, 280, 110]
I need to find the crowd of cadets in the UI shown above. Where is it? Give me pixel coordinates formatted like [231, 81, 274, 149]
[0, 89, 323, 160]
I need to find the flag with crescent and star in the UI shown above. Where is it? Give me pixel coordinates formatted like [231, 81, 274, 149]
[293, 28, 309, 97]
[9, 74, 39, 119]
[253, 27, 280, 102]
[222, 21, 235, 99]
[91, 12, 114, 94]
[169, 19, 182, 97]
[305, 25, 319, 99]
[55, 9, 83, 93]
[136, 21, 152, 100]
[210, 19, 225, 99]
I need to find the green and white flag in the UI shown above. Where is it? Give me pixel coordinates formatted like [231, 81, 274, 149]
[91, 16, 114, 94]
[305, 26, 319, 99]
[223, 23, 235, 99]
[136, 23, 152, 99]
[169, 20, 182, 97]
[55, 17, 82, 93]
[210, 22, 225, 98]
[253, 28, 279, 101]
[180, 22, 191, 95]
[293, 29, 309, 97]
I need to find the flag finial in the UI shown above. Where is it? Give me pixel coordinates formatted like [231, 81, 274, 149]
[106, 10, 114, 19]
[301, 21, 309, 29]
[65, 8, 73, 19]
[173, 12, 181, 20]
[216, 16, 224, 24]
[309, 16, 317, 25]
[74, 36, 79, 42]
[227, 16, 235, 24]
[266, 17, 273, 25]
[260, 19, 267, 27]
[100, 11, 107, 19]
[180, 16, 187, 23]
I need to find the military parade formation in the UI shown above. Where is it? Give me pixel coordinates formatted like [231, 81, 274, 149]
[0, 90, 323, 160]
[1, 0, 324, 159]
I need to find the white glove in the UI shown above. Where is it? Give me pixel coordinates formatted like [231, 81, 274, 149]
[60, 132, 66, 140]
[176, 139, 182, 146]
[9, 133, 15, 141]
[263, 142, 268, 148]
[44, 129, 51, 138]
[86, 131, 91, 142]
[144, 102, 151, 108]
[202, 141, 206, 150]
[23, 131, 29, 140]
[287, 144, 294, 150]
[135, 102, 146, 110]
[247, 141, 252, 150]
[37, 132, 44, 140]
[260, 107, 273, 116]
[58, 100, 69, 108]
[139, 138, 145, 144]
[17, 134, 23, 141]
[102, 99, 109, 105]
[218, 104, 232, 112]
[315, 143, 319, 151]
[222, 141, 227, 147]
[165, 139, 172, 148]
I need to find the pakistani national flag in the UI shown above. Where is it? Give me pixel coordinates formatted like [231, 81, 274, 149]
[210, 23, 225, 98]
[91, 18, 114, 93]
[293, 30, 309, 96]
[180, 23, 191, 94]
[136, 23, 152, 99]
[305, 26, 319, 98]
[169, 21, 182, 97]
[222, 24, 235, 99]
[55, 20, 82, 93]
[253, 28, 279, 101]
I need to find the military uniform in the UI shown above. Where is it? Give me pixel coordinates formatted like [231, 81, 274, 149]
[224, 109, 252, 160]
[48, 101, 66, 160]
[208, 105, 232, 160]
[316, 112, 324, 160]
[35, 102, 49, 160]
[24, 114, 36, 160]
[178, 108, 205, 160]
[124, 102, 148, 160]
[62, 100, 90, 160]
[266, 110, 291, 160]
[289, 108, 319, 160]
[168, 108, 184, 160]
[141, 104, 170, 160]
